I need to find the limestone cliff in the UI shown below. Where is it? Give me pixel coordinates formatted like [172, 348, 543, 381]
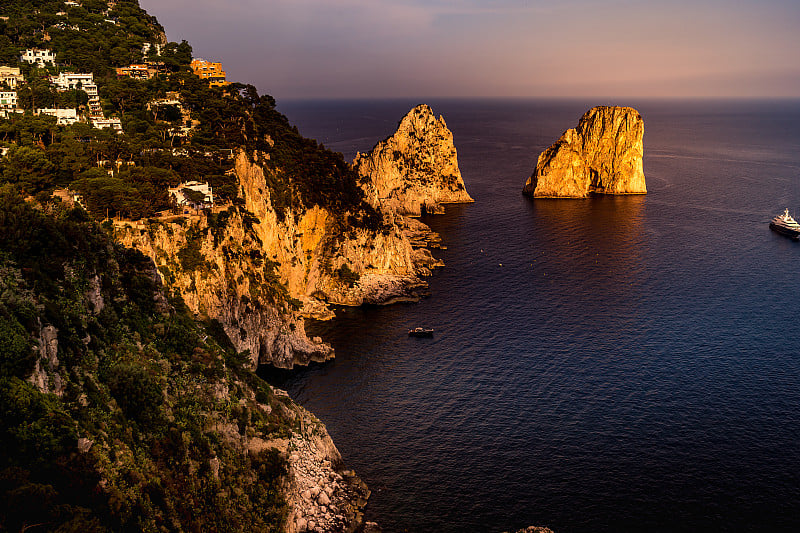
[117, 106, 471, 371]
[354, 104, 474, 216]
[117, 153, 439, 369]
[523, 106, 646, 198]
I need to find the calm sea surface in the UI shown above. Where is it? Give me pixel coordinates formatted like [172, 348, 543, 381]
[265, 99, 800, 532]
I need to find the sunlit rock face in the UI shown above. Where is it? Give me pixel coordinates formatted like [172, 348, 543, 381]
[523, 106, 647, 198]
[117, 153, 439, 369]
[354, 104, 474, 215]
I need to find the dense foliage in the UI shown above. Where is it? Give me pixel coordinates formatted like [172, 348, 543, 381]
[0, 0, 163, 74]
[0, 187, 292, 531]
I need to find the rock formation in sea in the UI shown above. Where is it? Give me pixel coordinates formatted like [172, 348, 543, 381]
[523, 106, 647, 198]
[354, 104, 474, 216]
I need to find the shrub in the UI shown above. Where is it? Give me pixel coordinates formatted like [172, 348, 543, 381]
[335, 264, 360, 287]
[104, 364, 163, 427]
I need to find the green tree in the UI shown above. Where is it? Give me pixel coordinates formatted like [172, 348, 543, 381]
[1, 146, 56, 193]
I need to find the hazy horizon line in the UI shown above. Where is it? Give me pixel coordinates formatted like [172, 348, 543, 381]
[275, 95, 800, 103]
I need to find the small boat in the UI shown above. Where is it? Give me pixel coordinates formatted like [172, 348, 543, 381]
[408, 327, 434, 337]
[769, 208, 800, 240]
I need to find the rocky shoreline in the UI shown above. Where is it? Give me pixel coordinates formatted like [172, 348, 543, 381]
[115, 104, 473, 531]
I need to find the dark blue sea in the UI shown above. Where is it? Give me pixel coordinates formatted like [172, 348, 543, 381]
[266, 99, 800, 532]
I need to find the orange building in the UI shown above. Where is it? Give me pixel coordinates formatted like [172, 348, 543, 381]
[190, 58, 230, 87]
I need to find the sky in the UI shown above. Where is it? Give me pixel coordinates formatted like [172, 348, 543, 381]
[138, 0, 800, 100]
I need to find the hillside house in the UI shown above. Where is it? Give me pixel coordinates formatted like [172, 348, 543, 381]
[0, 67, 24, 88]
[50, 72, 97, 97]
[168, 181, 214, 209]
[190, 58, 230, 88]
[37, 108, 80, 125]
[21, 49, 55, 67]
[91, 117, 123, 133]
[52, 187, 84, 208]
[50, 72, 101, 114]
[0, 91, 17, 109]
[115, 64, 157, 80]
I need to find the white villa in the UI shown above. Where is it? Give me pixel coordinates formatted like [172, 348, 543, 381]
[168, 181, 214, 209]
[50, 72, 98, 98]
[91, 117, 123, 133]
[21, 49, 56, 67]
[37, 108, 80, 125]
[0, 67, 24, 88]
[50, 72, 101, 115]
[0, 91, 17, 109]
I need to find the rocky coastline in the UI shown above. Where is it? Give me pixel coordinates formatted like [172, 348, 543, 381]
[114, 105, 472, 531]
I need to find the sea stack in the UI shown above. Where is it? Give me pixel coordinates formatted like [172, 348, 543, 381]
[523, 106, 647, 197]
[354, 104, 474, 216]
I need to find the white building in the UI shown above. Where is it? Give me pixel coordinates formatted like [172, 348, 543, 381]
[21, 49, 56, 67]
[91, 117, 123, 133]
[37, 108, 80, 125]
[0, 67, 23, 89]
[50, 72, 98, 98]
[0, 108, 22, 119]
[0, 91, 17, 109]
[168, 181, 214, 208]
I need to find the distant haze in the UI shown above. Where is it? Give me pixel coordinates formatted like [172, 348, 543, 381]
[138, 0, 800, 100]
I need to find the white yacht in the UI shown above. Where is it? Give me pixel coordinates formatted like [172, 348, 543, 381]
[769, 208, 800, 240]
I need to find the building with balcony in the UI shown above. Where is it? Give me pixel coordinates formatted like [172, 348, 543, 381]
[50, 72, 97, 96]
[91, 117, 123, 133]
[168, 181, 214, 209]
[115, 64, 158, 80]
[37, 108, 80, 125]
[0, 91, 17, 109]
[21, 49, 56, 67]
[190, 58, 230, 88]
